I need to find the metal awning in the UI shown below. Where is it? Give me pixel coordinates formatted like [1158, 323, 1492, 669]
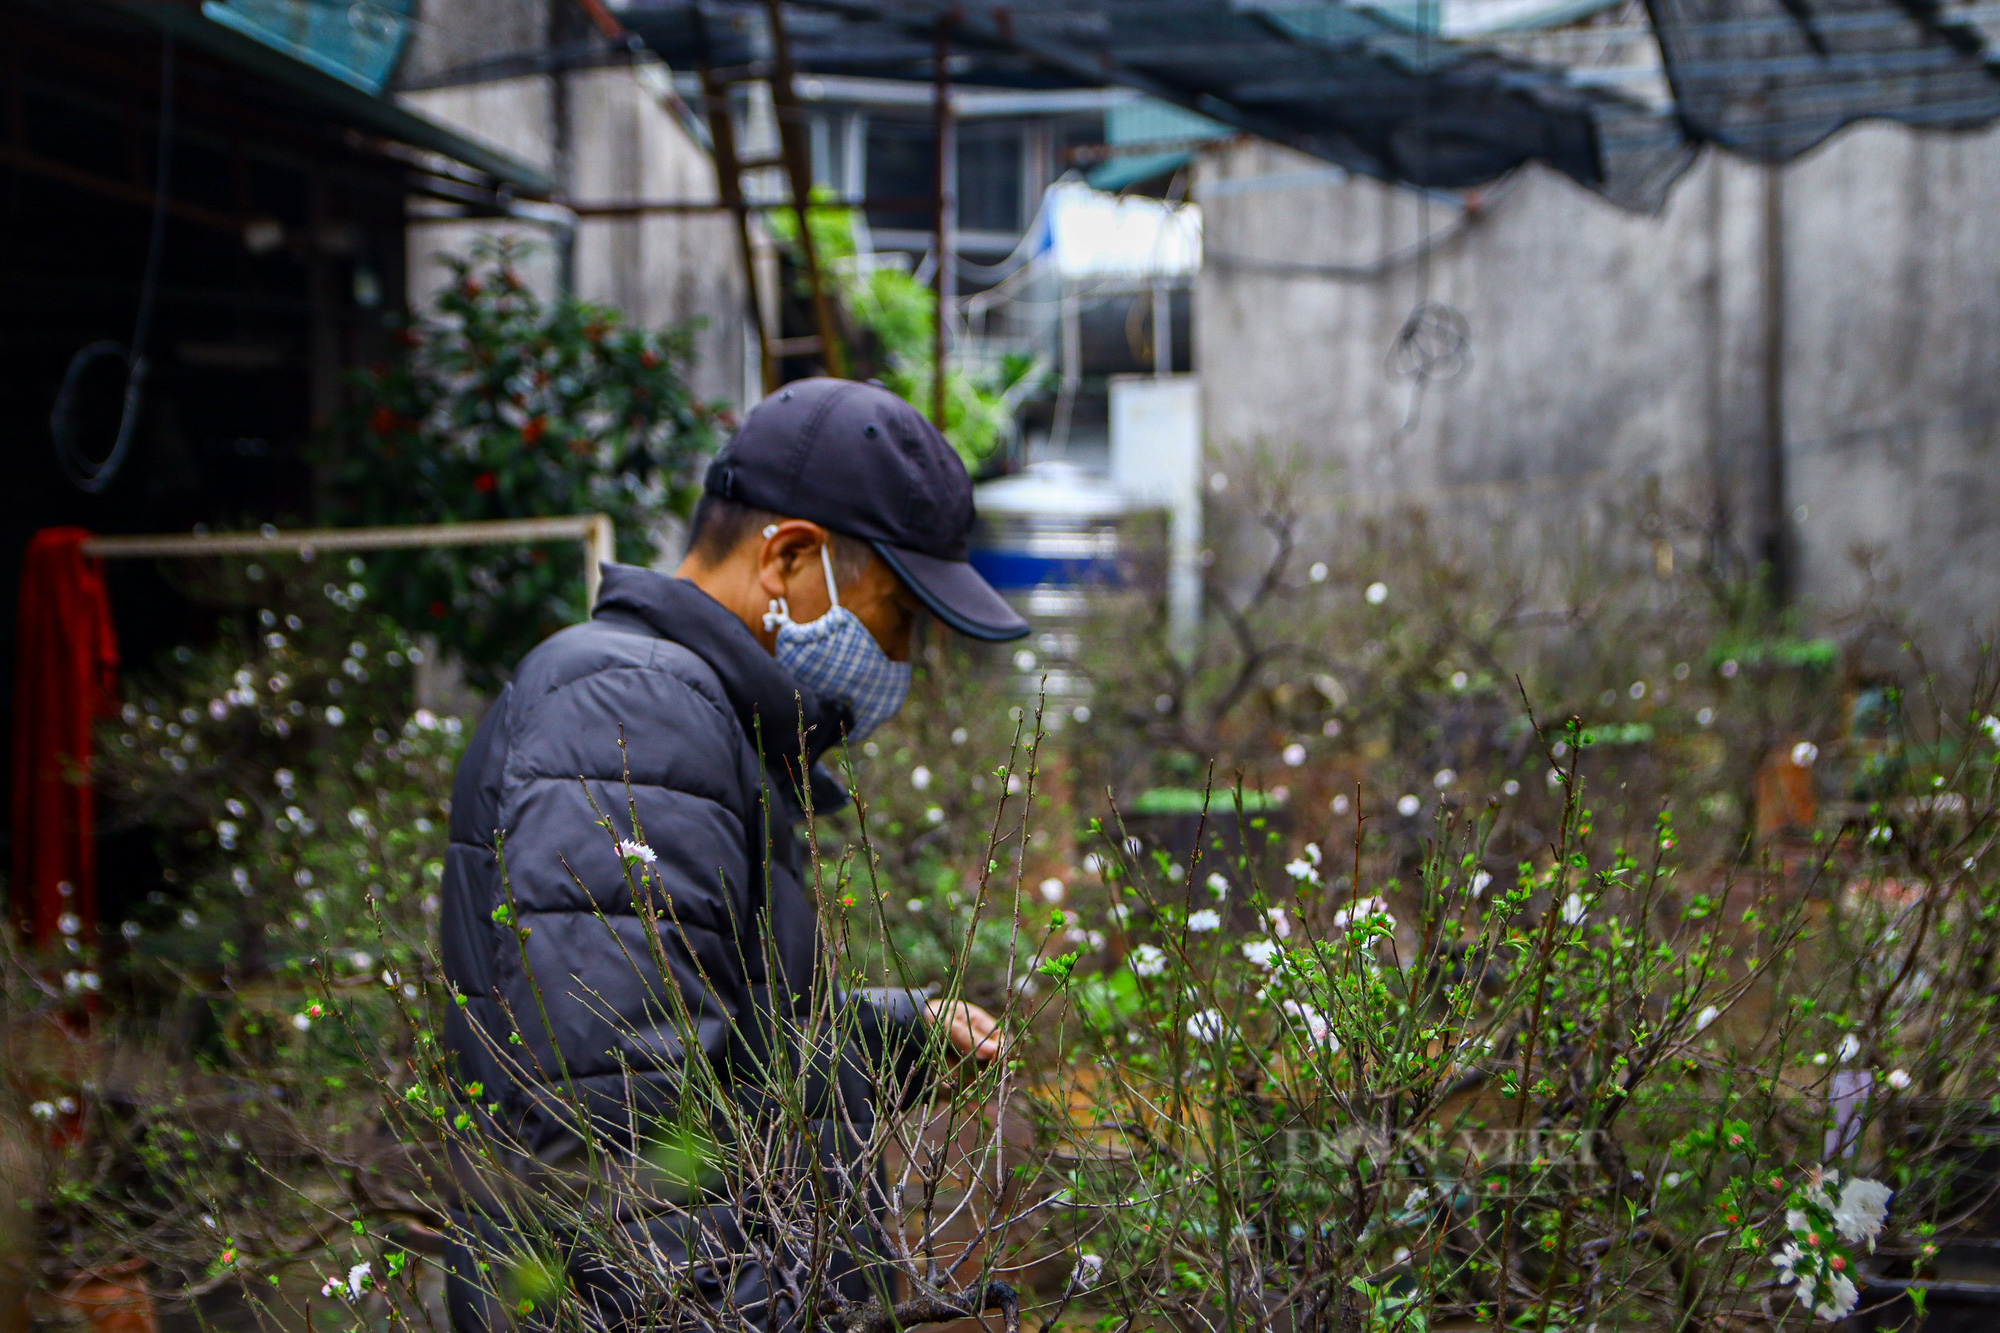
[1649, 0, 2000, 162]
[619, 0, 2000, 213]
[109, 0, 553, 195]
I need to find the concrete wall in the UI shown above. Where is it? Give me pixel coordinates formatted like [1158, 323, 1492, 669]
[402, 65, 756, 410]
[1194, 125, 2000, 648]
[564, 69, 757, 408]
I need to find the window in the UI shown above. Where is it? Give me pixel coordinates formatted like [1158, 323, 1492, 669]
[957, 123, 1022, 232]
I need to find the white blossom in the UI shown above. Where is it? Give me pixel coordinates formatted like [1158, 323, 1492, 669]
[1332, 897, 1394, 930]
[346, 1262, 372, 1298]
[1396, 794, 1421, 817]
[1187, 909, 1222, 933]
[1833, 1177, 1892, 1248]
[1814, 1272, 1859, 1321]
[1694, 1005, 1720, 1033]
[1281, 1000, 1339, 1051]
[1206, 872, 1230, 900]
[1887, 1068, 1912, 1089]
[1470, 871, 1492, 898]
[616, 839, 656, 866]
[1561, 893, 1587, 925]
[1836, 1033, 1860, 1063]
[1980, 714, 2000, 745]
[1791, 740, 1819, 767]
[1241, 939, 1281, 969]
[1771, 1241, 1809, 1303]
[29, 1101, 56, 1121]
[1433, 768, 1456, 789]
[291, 1013, 312, 1032]
[1263, 906, 1293, 939]
[1186, 1009, 1225, 1043]
[1129, 944, 1168, 978]
[911, 765, 932, 791]
[1282, 743, 1307, 767]
[1365, 581, 1389, 605]
[1039, 878, 1066, 904]
[1285, 857, 1319, 884]
[1071, 1254, 1104, 1288]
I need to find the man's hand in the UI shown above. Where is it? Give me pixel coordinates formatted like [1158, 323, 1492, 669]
[925, 998, 1002, 1063]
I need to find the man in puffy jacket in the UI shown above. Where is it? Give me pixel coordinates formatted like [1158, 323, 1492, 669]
[439, 378, 1025, 1332]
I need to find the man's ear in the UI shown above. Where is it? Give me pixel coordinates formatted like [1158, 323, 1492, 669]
[756, 520, 827, 599]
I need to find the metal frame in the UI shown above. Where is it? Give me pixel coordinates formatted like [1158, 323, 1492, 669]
[695, 3, 856, 395]
[84, 515, 618, 608]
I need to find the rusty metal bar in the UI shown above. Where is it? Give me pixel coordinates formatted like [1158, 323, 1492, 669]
[931, 13, 954, 428]
[86, 515, 617, 608]
[566, 194, 937, 217]
[0, 142, 239, 233]
[698, 58, 775, 395]
[764, 0, 846, 378]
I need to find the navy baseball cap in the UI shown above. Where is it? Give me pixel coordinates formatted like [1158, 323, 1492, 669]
[702, 378, 1030, 642]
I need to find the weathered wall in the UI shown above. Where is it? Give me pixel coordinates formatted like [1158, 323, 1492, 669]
[1194, 125, 2000, 649]
[564, 70, 755, 408]
[400, 50, 755, 409]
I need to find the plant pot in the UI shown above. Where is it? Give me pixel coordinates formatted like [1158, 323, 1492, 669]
[54, 1262, 156, 1333]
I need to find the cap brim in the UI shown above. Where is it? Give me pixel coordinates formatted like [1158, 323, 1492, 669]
[872, 542, 1030, 642]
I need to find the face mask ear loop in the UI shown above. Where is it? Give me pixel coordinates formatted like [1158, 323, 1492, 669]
[819, 542, 842, 611]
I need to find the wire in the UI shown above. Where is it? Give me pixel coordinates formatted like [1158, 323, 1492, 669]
[52, 33, 175, 494]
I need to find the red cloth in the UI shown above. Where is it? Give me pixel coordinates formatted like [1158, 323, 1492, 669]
[11, 528, 119, 949]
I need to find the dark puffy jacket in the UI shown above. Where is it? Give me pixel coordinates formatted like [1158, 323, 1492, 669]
[438, 565, 927, 1330]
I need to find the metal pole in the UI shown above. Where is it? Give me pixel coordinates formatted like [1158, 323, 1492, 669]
[931, 14, 955, 428]
[698, 58, 775, 394]
[584, 513, 616, 606]
[1153, 280, 1171, 379]
[764, 0, 846, 378]
[1760, 162, 1789, 606]
[84, 515, 617, 611]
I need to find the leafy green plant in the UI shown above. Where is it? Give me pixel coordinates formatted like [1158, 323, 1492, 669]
[330, 237, 724, 686]
[769, 200, 1046, 474]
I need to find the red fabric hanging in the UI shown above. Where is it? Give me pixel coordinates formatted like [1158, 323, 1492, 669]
[11, 528, 119, 950]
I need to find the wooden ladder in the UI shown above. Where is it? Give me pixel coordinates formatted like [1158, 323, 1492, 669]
[696, 0, 846, 395]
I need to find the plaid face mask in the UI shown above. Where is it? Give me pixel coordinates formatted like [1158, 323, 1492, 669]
[765, 544, 913, 743]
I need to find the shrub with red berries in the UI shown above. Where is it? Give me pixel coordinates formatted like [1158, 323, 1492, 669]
[330, 237, 724, 686]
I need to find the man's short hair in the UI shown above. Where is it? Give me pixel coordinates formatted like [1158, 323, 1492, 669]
[686, 494, 873, 582]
